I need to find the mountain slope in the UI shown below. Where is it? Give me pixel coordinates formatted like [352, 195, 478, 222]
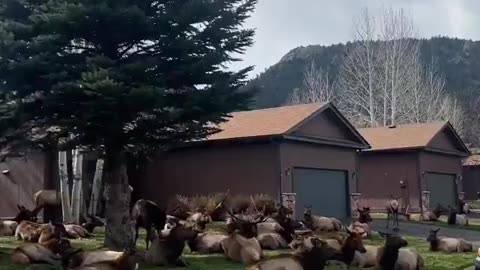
[246, 37, 480, 109]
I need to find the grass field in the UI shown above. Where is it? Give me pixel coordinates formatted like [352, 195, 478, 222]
[0, 223, 476, 270]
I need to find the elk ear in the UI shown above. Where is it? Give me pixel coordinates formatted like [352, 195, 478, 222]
[346, 227, 353, 236]
[434, 228, 440, 233]
[17, 205, 21, 210]
[378, 231, 389, 238]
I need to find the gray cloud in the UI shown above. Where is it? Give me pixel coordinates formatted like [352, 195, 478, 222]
[230, 0, 480, 77]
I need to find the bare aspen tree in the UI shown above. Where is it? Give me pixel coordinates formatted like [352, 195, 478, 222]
[287, 60, 335, 105]
[339, 6, 465, 129]
[59, 151, 73, 223]
[338, 7, 380, 127]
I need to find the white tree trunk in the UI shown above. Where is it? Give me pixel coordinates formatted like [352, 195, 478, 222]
[89, 159, 104, 216]
[71, 148, 83, 224]
[59, 151, 73, 223]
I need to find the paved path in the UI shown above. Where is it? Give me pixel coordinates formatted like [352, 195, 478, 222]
[371, 220, 480, 244]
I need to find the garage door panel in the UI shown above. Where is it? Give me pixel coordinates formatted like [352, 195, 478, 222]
[293, 168, 349, 221]
[426, 173, 456, 208]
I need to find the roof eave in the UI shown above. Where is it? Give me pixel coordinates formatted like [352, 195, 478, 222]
[283, 135, 370, 149]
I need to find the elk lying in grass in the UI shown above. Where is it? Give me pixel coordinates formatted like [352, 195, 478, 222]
[0, 220, 18, 236]
[422, 204, 447, 221]
[303, 206, 343, 232]
[34, 190, 61, 210]
[386, 195, 400, 230]
[376, 231, 424, 270]
[427, 228, 473, 253]
[15, 221, 68, 244]
[11, 238, 72, 266]
[81, 214, 105, 233]
[221, 207, 267, 265]
[186, 212, 212, 230]
[64, 224, 92, 239]
[188, 231, 228, 254]
[247, 236, 342, 270]
[145, 221, 200, 266]
[13, 205, 39, 223]
[131, 199, 167, 249]
[63, 248, 138, 270]
[257, 204, 296, 250]
[349, 207, 373, 238]
[447, 206, 469, 226]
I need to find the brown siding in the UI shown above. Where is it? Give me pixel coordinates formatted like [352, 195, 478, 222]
[139, 143, 279, 206]
[0, 154, 47, 218]
[419, 152, 462, 192]
[358, 152, 420, 212]
[429, 129, 464, 153]
[279, 142, 357, 194]
[293, 109, 361, 143]
[462, 166, 480, 200]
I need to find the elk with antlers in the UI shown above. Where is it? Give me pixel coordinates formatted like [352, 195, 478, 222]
[386, 195, 400, 230]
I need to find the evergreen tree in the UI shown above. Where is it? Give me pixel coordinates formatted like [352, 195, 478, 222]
[0, 0, 257, 249]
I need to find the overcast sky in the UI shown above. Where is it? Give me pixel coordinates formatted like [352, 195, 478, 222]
[231, 0, 480, 77]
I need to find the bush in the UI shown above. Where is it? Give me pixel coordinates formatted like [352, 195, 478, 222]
[167, 195, 191, 220]
[230, 194, 250, 214]
[189, 195, 210, 213]
[252, 194, 276, 215]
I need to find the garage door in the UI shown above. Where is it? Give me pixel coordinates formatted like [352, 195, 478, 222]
[293, 168, 349, 221]
[426, 173, 456, 208]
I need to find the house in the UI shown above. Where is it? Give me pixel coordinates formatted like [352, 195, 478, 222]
[0, 152, 57, 218]
[357, 122, 470, 213]
[138, 102, 370, 220]
[462, 153, 480, 200]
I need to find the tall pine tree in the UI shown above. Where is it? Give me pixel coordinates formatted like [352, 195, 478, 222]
[0, 0, 257, 249]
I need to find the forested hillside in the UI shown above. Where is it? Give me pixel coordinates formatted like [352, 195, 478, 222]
[247, 37, 480, 110]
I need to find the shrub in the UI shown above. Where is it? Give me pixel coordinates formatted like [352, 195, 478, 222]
[252, 194, 277, 215]
[167, 195, 191, 220]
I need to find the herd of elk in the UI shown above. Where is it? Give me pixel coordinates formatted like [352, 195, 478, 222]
[5, 189, 479, 269]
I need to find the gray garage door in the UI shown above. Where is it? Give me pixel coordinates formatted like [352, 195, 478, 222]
[426, 173, 456, 208]
[293, 168, 349, 221]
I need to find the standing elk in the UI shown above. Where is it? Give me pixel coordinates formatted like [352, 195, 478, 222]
[34, 190, 61, 209]
[131, 199, 167, 250]
[386, 195, 400, 230]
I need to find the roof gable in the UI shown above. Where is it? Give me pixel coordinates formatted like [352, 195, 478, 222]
[206, 102, 369, 149]
[359, 122, 469, 156]
[290, 105, 369, 146]
[207, 103, 326, 141]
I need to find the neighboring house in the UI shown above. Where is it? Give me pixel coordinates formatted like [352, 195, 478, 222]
[138, 102, 370, 220]
[462, 154, 480, 200]
[0, 152, 57, 218]
[358, 122, 470, 213]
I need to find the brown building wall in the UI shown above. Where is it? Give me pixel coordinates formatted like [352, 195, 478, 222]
[462, 166, 480, 200]
[358, 152, 420, 212]
[279, 142, 357, 194]
[0, 153, 47, 218]
[418, 152, 462, 192]
[139, 142, 279, 206]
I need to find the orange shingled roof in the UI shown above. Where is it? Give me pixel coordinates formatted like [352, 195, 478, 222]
[358, 122, 447, 151]
[208, 103, 326, 141]
[463, 154, 480, 167]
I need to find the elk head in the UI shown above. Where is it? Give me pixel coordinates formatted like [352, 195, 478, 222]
[357, 207, 373, 223]
[226, 207, 267, 239]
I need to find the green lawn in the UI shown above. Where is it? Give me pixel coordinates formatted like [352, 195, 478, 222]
[0, 224, 475, 270]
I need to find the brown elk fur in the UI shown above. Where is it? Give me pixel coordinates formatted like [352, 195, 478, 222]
[68, 250, 137, 270]
[65, 224, 92, 239]
[427, 228, 473, 253]
[145, 222, 199, 266]
[386, 196, 400, 230]
[11, 237, 72, 266]
[376, 232, 424, 270]
[303, 206, 343, 232]
[131, 199, 167, 250]
[188, 231, 228, 254]
[34, 190, 61, 209]
[0, 220, 18, 236]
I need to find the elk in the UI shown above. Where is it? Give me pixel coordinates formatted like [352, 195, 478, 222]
[186, 212, 212, 230]
[0, 220, 18, 236]
[131, 199, 167, 249]
[64, 224, 92, 239]
[11, 238, 72, 266]
[348, 207, 373, 238]
[422, 204, 447, 221]
[33, 190, 61, 210]
[427, 228, 473, 253]
[188, 231, 228, 254]
[303, 205, 343, 232]
[145, 221, 200, 266]
[13, 205, 39, 223]
[63, 249, 138, 270]
[247, 237, 342, 270]
[81, 214, 105, 233]
[376, 231, 424, 270]
[221, 207, 267, 264]
[257, 204, 296, 250]
[447, 206, 469, 226]
[15, 221, 68, 244]
[386, 195, 400, 230]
